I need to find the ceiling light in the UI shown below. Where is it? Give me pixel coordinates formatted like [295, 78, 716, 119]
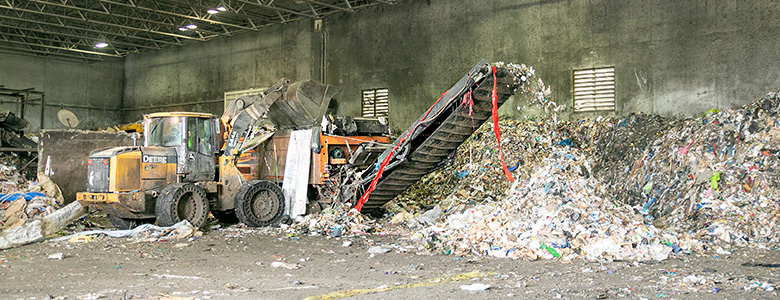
[186, 24, 197, 29]
[207, 9, 219, 14]
[94, 42, 109, 48]
[217, 6, 226, 11]
[179, 27, 188, 31]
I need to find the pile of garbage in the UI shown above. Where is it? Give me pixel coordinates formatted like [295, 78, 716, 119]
[387, 91, 780, 261]
[287, 202, 379, 237]
[395, 145, 686, 261]
[0, 154, 90, 249]
[1, 156, 65, 231]
[394, 119, 568, 210]
[593, 94, 780, 248]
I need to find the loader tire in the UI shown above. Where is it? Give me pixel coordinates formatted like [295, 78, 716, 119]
[234, 180, 285, 227]
[155, 183, 209, 228]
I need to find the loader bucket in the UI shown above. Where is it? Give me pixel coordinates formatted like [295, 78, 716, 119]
[268, 80, 341, 130]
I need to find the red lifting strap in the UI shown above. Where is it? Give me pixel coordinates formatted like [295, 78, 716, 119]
[491, 66, 514, 182]
[354, 91, 449, 212]
[354, 65, 516, 212]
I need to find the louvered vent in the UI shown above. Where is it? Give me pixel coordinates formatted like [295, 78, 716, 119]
[362, 88, 389, 117]
[574, 67, 615, 112]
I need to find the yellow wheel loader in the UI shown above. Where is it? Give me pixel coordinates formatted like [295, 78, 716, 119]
[77, 79, 388, 229]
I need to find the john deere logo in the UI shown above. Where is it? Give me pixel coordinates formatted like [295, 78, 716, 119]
[142, 155, 167, 163]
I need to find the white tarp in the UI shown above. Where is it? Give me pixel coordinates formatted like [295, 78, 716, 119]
[282, 129, 313, 221]
[53, 220, 195, 241]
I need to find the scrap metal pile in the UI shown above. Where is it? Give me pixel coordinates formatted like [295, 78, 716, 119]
[388, 92, 780, 261]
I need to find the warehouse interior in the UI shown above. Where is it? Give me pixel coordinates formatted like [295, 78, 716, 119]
[1, 1, 780, 299]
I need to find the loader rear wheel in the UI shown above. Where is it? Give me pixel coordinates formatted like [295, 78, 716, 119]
[234, 180, 285, 227]
[155, 183, 209, 228]
[108, 215, 152, 230]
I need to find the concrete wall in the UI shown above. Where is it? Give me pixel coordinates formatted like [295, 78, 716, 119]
[325, 0, 780, 133]
[122, 21, 317, 123]
[0, 52, 124, 131]
[119, 0, 780, 134]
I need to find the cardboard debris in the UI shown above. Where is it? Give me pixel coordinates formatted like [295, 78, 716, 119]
[0, 156, 87, 249]
[0, 201, 85, 250]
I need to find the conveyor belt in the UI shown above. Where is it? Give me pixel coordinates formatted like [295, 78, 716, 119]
[356, 61, 523, 213]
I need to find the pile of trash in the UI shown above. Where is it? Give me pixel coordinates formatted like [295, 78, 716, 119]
[593, 94, 780, 248]
[0, 155, 90, 249]
[1, 158, 65, 231]
[395, 119, 570, 210]
[287, 202, 379, 237]
[387, 91, 780, 261]
[396, 145, 687, 261]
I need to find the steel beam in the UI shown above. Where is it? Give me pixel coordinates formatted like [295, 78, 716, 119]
[0, 44, 104, 61]
[0, 36, 122, 57]
[29, 0, 225, 36]
[0, 13, 180, 46]
[0, 28, 136, 53]
[0, 3, 205, 41]
[237, 0, 317, 19]
[0, 0, 401, 61]
[97, 0, 262, 32]
[302, 0, 353, 13]
[0, 23, 159, 50]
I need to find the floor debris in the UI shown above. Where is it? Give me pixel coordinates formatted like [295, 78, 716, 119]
[303, 270, 495, 300]
[53, 220, 199, 243]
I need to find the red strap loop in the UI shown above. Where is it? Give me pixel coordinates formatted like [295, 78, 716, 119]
[491, 66, 514, 182]
[354, 91, 448, 212]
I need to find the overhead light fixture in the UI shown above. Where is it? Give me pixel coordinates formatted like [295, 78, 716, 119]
[179, 27, 188, 31]
[94, 42, 109, 48]
[207, 9, 219, 14]
[186, 24, 197, 29]
[217, 6, 226, 12]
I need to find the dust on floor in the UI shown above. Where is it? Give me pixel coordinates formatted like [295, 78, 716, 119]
[1, 226, 778, 300]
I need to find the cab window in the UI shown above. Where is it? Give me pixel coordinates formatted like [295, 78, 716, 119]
[198, 118, 212, 155]
[148, 117, 183, 147]
[187, 117, 197, 152]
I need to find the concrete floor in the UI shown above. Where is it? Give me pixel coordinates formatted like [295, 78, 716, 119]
[1, 224, 779, 300]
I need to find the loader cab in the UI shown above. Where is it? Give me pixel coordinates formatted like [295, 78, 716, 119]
[144, 112, 220, 182]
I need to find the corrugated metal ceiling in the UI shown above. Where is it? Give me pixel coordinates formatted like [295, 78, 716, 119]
[0, 0, 399, 62]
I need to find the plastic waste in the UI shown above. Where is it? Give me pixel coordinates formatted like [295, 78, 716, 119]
[460, 283, 490, 291]
[415, 205, 442, 225]
[271, 261, 301, 270]
[367, 246, 390, 254]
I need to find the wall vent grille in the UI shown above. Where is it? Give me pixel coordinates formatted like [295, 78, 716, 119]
[573, 67, 615, 112]
[362, 88, 389, 117]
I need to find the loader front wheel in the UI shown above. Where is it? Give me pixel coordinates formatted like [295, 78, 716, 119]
[155, 183, 209, 228]
[234, 180, 285, 227]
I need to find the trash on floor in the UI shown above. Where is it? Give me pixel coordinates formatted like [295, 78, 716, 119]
[53, 220, 199, 243]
